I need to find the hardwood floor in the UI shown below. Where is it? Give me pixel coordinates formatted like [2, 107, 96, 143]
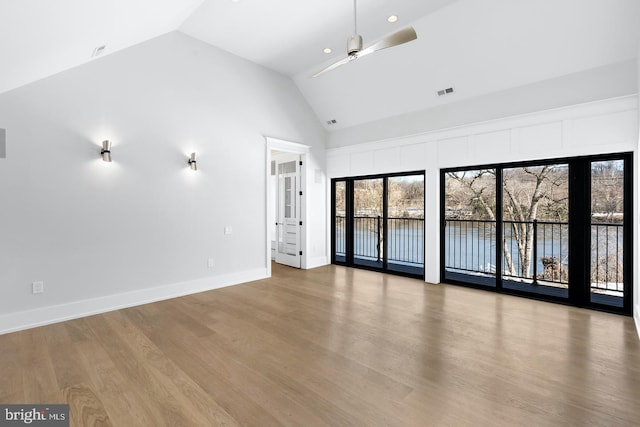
[1, 263, 639, 426]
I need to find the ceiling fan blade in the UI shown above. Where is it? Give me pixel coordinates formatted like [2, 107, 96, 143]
[355, 26, 417, 59]
[312, 55, 356, 77]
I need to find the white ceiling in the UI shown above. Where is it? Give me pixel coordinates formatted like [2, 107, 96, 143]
[1, 0, 639, 133]
[293, 0, 640, 130]
[180, 0, 459, 77]
[0, 0, 204, 95]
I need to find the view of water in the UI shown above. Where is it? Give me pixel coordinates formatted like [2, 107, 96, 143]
[444, 221, 623, 287]
[335, 221, 424, 265]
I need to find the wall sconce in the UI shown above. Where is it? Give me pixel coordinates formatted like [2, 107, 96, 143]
[188, 152, 197, 171]
[100, 140, 112, 162]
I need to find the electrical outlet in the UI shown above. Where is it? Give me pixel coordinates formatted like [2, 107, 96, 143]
[224, 226, 233, 235]
[207, 258, 214, 269]
[32, 281, 44, 294]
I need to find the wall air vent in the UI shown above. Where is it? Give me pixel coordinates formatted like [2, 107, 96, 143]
[326, 119, 337, 125]
[437, 87, 455, 97]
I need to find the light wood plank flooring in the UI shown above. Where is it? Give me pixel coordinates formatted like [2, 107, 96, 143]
[1, 263, 639, 426]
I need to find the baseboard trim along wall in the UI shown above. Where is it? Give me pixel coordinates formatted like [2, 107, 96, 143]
[307, 256, 329, 270]
[0, 268, 268, 335]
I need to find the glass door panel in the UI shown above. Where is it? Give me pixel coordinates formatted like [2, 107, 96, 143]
[501, 164, 569, 297]
[387, 175, 425, 276]
[590, 160, 625, 307]
[275, 159, 301, 268]
[332, 172, 425, 279]
[353, 178, 384, 269]
[334, 181, 347, 263]
[443, 169, 497, 287]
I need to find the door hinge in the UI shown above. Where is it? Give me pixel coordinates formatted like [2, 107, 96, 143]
[299, 191, 303, 196]
[299, 161, 303, 166]
[299, 251, 303, 256]
[299, 221, 303, 226]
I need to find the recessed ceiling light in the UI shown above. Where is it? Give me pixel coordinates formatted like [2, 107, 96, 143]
[323, 48, 332, 54]
[231, 0, 240, 2]
[387, 15, 398, 23]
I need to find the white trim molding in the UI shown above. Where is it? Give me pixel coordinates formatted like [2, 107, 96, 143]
[265, 136, 310, 154]
[307, 256, 329, 270]
[0, 268, 267, 335]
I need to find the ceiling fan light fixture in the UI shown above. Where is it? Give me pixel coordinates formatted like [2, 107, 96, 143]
[311, 0, 417, 78]
[347, 35, 363, 55]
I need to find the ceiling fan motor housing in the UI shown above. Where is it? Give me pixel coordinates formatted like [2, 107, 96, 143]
[347, 35, 363, 55]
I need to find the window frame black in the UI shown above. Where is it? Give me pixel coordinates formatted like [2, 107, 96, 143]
[331, 170, 426, 280]
[440, 152, 633, 316]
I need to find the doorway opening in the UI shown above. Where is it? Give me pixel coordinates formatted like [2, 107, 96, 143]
[265, 137, 309, 276]
[273, 152, 301, 268]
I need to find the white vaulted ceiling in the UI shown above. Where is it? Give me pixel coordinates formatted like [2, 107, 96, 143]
[1, 0, 639, 133]
[0, 0, 205, 95]
[291, 0, 640, 130]
[179, 0, 459, 77]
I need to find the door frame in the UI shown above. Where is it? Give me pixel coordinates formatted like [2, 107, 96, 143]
[265, 136, 309, 277]
[274, 152, 302, 268]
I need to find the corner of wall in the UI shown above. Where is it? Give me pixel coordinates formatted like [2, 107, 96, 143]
[307, 256, 329, 270]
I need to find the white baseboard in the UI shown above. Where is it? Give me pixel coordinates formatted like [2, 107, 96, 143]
[0, 268, 268, 335]
[306, 256, 329, 269]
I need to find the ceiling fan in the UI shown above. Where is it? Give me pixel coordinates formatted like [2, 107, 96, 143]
[312, 0, 418, 77]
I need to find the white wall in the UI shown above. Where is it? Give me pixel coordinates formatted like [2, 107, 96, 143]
[326, 96, 638, 288]
[0, 31, 327, 333]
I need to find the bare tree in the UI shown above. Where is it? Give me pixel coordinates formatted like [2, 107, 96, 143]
[446, 165, 568, 277]
[591, 160, 624, 223]
[502, 165, 568, 277]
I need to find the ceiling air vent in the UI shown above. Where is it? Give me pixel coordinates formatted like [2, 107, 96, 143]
[437, 87, 455, 97]
[326, 119, 337, 125]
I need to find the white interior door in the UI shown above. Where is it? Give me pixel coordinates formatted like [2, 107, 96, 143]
[275, 155, 301, 268]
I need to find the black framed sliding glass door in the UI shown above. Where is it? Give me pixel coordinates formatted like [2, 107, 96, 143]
[441, 153, 632, 315]
[589, 159, 631, 310]
[443, 169, 497, 287]
[500, 163, 570, 299]
[332, 171, 425, 279]
[352, 177, 385, 270]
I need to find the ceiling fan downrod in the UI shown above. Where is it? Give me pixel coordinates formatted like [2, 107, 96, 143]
[348, 0, 363, 55]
